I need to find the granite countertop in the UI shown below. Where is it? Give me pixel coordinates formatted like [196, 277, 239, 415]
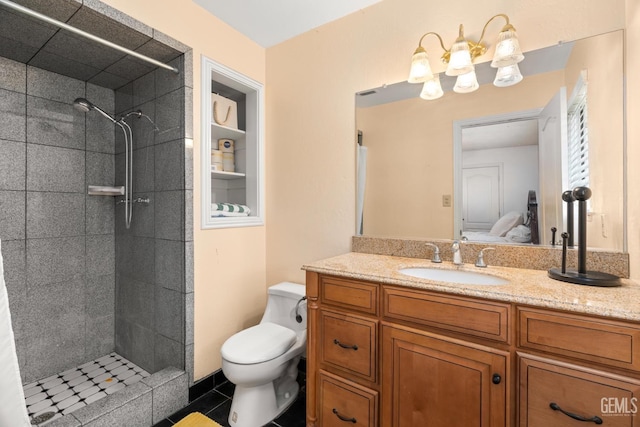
[303, 252, 640, 322]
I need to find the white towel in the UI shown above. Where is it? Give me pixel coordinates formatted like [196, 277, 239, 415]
[211, 203, 250, 217]
[0, 239, 31, 426]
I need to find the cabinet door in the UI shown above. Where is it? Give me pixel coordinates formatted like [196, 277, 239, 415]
[381, 324, 508, 427]
[519, 354, 640, 427]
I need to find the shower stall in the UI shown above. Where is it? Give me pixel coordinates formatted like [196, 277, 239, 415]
[0, 0, 194, 424]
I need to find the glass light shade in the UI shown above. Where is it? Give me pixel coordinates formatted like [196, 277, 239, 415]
[491, 28, 524, 68]
[493, 63, 523, 87]
[419, 74, 444, 100]
[408, 47, 433, 83]
[453, 69, 479, 93]
[446, 39, 474, 76]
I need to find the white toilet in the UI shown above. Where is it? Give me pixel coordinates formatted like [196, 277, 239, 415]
[221, 282, 307, 427]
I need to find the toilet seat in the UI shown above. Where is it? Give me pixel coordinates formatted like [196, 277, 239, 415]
[221, 322, 297, 365]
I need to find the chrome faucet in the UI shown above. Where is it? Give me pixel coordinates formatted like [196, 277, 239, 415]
[425, 243, 442, 263]
[451, 240, 463, 265]
[475, 247, 495, 268]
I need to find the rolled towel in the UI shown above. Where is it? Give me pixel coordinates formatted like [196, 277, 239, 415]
[211, 203, 250, 214]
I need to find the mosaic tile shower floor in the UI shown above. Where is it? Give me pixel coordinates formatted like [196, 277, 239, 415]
[23, 352, 150, 426]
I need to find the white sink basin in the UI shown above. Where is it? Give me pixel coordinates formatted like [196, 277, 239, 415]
[398, 267, 509, 285]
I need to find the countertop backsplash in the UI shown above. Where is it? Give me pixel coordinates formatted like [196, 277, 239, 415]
[352, 236, 630, 278]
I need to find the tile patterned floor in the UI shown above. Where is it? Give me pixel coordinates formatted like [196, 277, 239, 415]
[153, 372, 306, 427]
[23, 352, 150, 426]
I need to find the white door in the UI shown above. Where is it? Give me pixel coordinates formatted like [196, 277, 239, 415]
[538, 88, 568, 245]
[462, 166, 501, 231]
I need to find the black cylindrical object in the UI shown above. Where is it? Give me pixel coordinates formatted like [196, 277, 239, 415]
[562, 190, 576, 247]
[573, 187, 592, 274]
[551, 227, 557, 246]
[561, 232, 568, 273]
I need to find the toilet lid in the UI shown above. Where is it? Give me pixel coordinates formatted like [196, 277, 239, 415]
[221, 322, 297, 365]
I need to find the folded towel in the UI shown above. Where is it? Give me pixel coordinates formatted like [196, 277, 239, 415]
[211, 203, 250, 217]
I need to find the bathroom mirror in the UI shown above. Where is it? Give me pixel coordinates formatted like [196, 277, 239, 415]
[355, 30, 624, 251]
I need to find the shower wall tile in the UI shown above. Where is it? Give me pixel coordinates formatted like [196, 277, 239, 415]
[86, 151, 115, 188]
[115, 317, 154, 373]
[155, 287, 184, 343]
[185, 190, 193, 242]
[184, 138, 193, 191]
[0, 190, 26, 241]
[131, 100, 157, 150]
[86, 114, 116, 155]
[86, 274, 115, 319]
[155, 139, 184, 191]
[26, 192, 85, 238]
[184, 86, 193, 139]
[133, 70, 155, 107]
[132, 145, 155, 192]
[0, 56, 26, 93]
[24, 277, 86, 381]
[28, 50, 102, 83]
[154, 190, 184, 241]
[154, 334, 183, 373]
[27, 144, 85, 192]
[141, 367, 187, 424]
[155, 88, 184, 144]
[155, 56, 183, 98]
[114, 82, 133, 116]
[26, 96, 85, 150]
[86, 196, 114, 235]
[85, 314, 115, 361]
[0, 88, 26, 142]
[116, 276, 154, 329]
[26, 236, 85, 287]
[116, 235, 155, 282]
[0, 139, 26, 190]
[131, 195, 155, 238]
[185, 241, 193, 294]
[185, 292, 194, 346]
[86, 234, 115, 277]
[26, 66, 85, 104]
[183, 50, 193, 89]
[155, 239, 184, 292]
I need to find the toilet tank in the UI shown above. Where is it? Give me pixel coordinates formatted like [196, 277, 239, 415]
[260, 282, 306, 332]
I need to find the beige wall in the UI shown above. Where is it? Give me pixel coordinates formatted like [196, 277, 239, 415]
[564, 31, 624, 250]
[627, 0, 640, 277]
[357, 70, 564, 240]
[99, 0, 635, 383]
[266, 0, 627, 287]
[101, 0, 267, 380]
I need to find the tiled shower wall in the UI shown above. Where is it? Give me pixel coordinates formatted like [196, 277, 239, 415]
[113, 54, 194, 378]
[0, 52, 193, 385]
[0, 57, 116, 383]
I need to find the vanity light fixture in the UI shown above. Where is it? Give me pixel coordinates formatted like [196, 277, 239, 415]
[408, 14, 524, 100]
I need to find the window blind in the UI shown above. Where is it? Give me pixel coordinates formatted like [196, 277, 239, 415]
[567, 87, 589, 191]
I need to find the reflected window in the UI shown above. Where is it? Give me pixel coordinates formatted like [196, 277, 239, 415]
[567, 76, 589, 190]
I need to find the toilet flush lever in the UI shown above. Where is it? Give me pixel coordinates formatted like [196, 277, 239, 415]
[295, 296, 307, 323]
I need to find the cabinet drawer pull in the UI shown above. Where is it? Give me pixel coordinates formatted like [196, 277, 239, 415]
[332, 408, 357, 423]
[549, 402, 603, 424]
[333, 339, 358, 350]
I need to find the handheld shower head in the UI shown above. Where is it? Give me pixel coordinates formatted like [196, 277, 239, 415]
[73, 98, 93, 113]
[73, 97, 117, 123]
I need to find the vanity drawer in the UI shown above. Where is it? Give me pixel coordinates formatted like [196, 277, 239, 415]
[320, 276, 378, 315]
[519, 354, 640, 427]
[319, 370, 378, 427]
[320, 309, 377, 382]
[518, 307, 640, 371]
[383, 286, 510, 343]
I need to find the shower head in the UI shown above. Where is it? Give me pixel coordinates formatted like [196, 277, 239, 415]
[73, 97, 117, 123]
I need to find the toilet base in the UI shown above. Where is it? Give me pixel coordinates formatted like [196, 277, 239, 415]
[228, 380, 299, 427]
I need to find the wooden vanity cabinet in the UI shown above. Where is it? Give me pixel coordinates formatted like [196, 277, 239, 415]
[306, 272, 510, 427]
[306, 271, 640, 427]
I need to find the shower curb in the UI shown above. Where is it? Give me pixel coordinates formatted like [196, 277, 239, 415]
[43, 367, 187, 427]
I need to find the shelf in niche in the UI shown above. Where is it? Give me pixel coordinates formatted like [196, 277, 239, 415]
[211, 169, 246, 180]
[211, 123, 245, 139]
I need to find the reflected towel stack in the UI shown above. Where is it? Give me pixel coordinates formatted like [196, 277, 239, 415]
[211, 203, 250, 217]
